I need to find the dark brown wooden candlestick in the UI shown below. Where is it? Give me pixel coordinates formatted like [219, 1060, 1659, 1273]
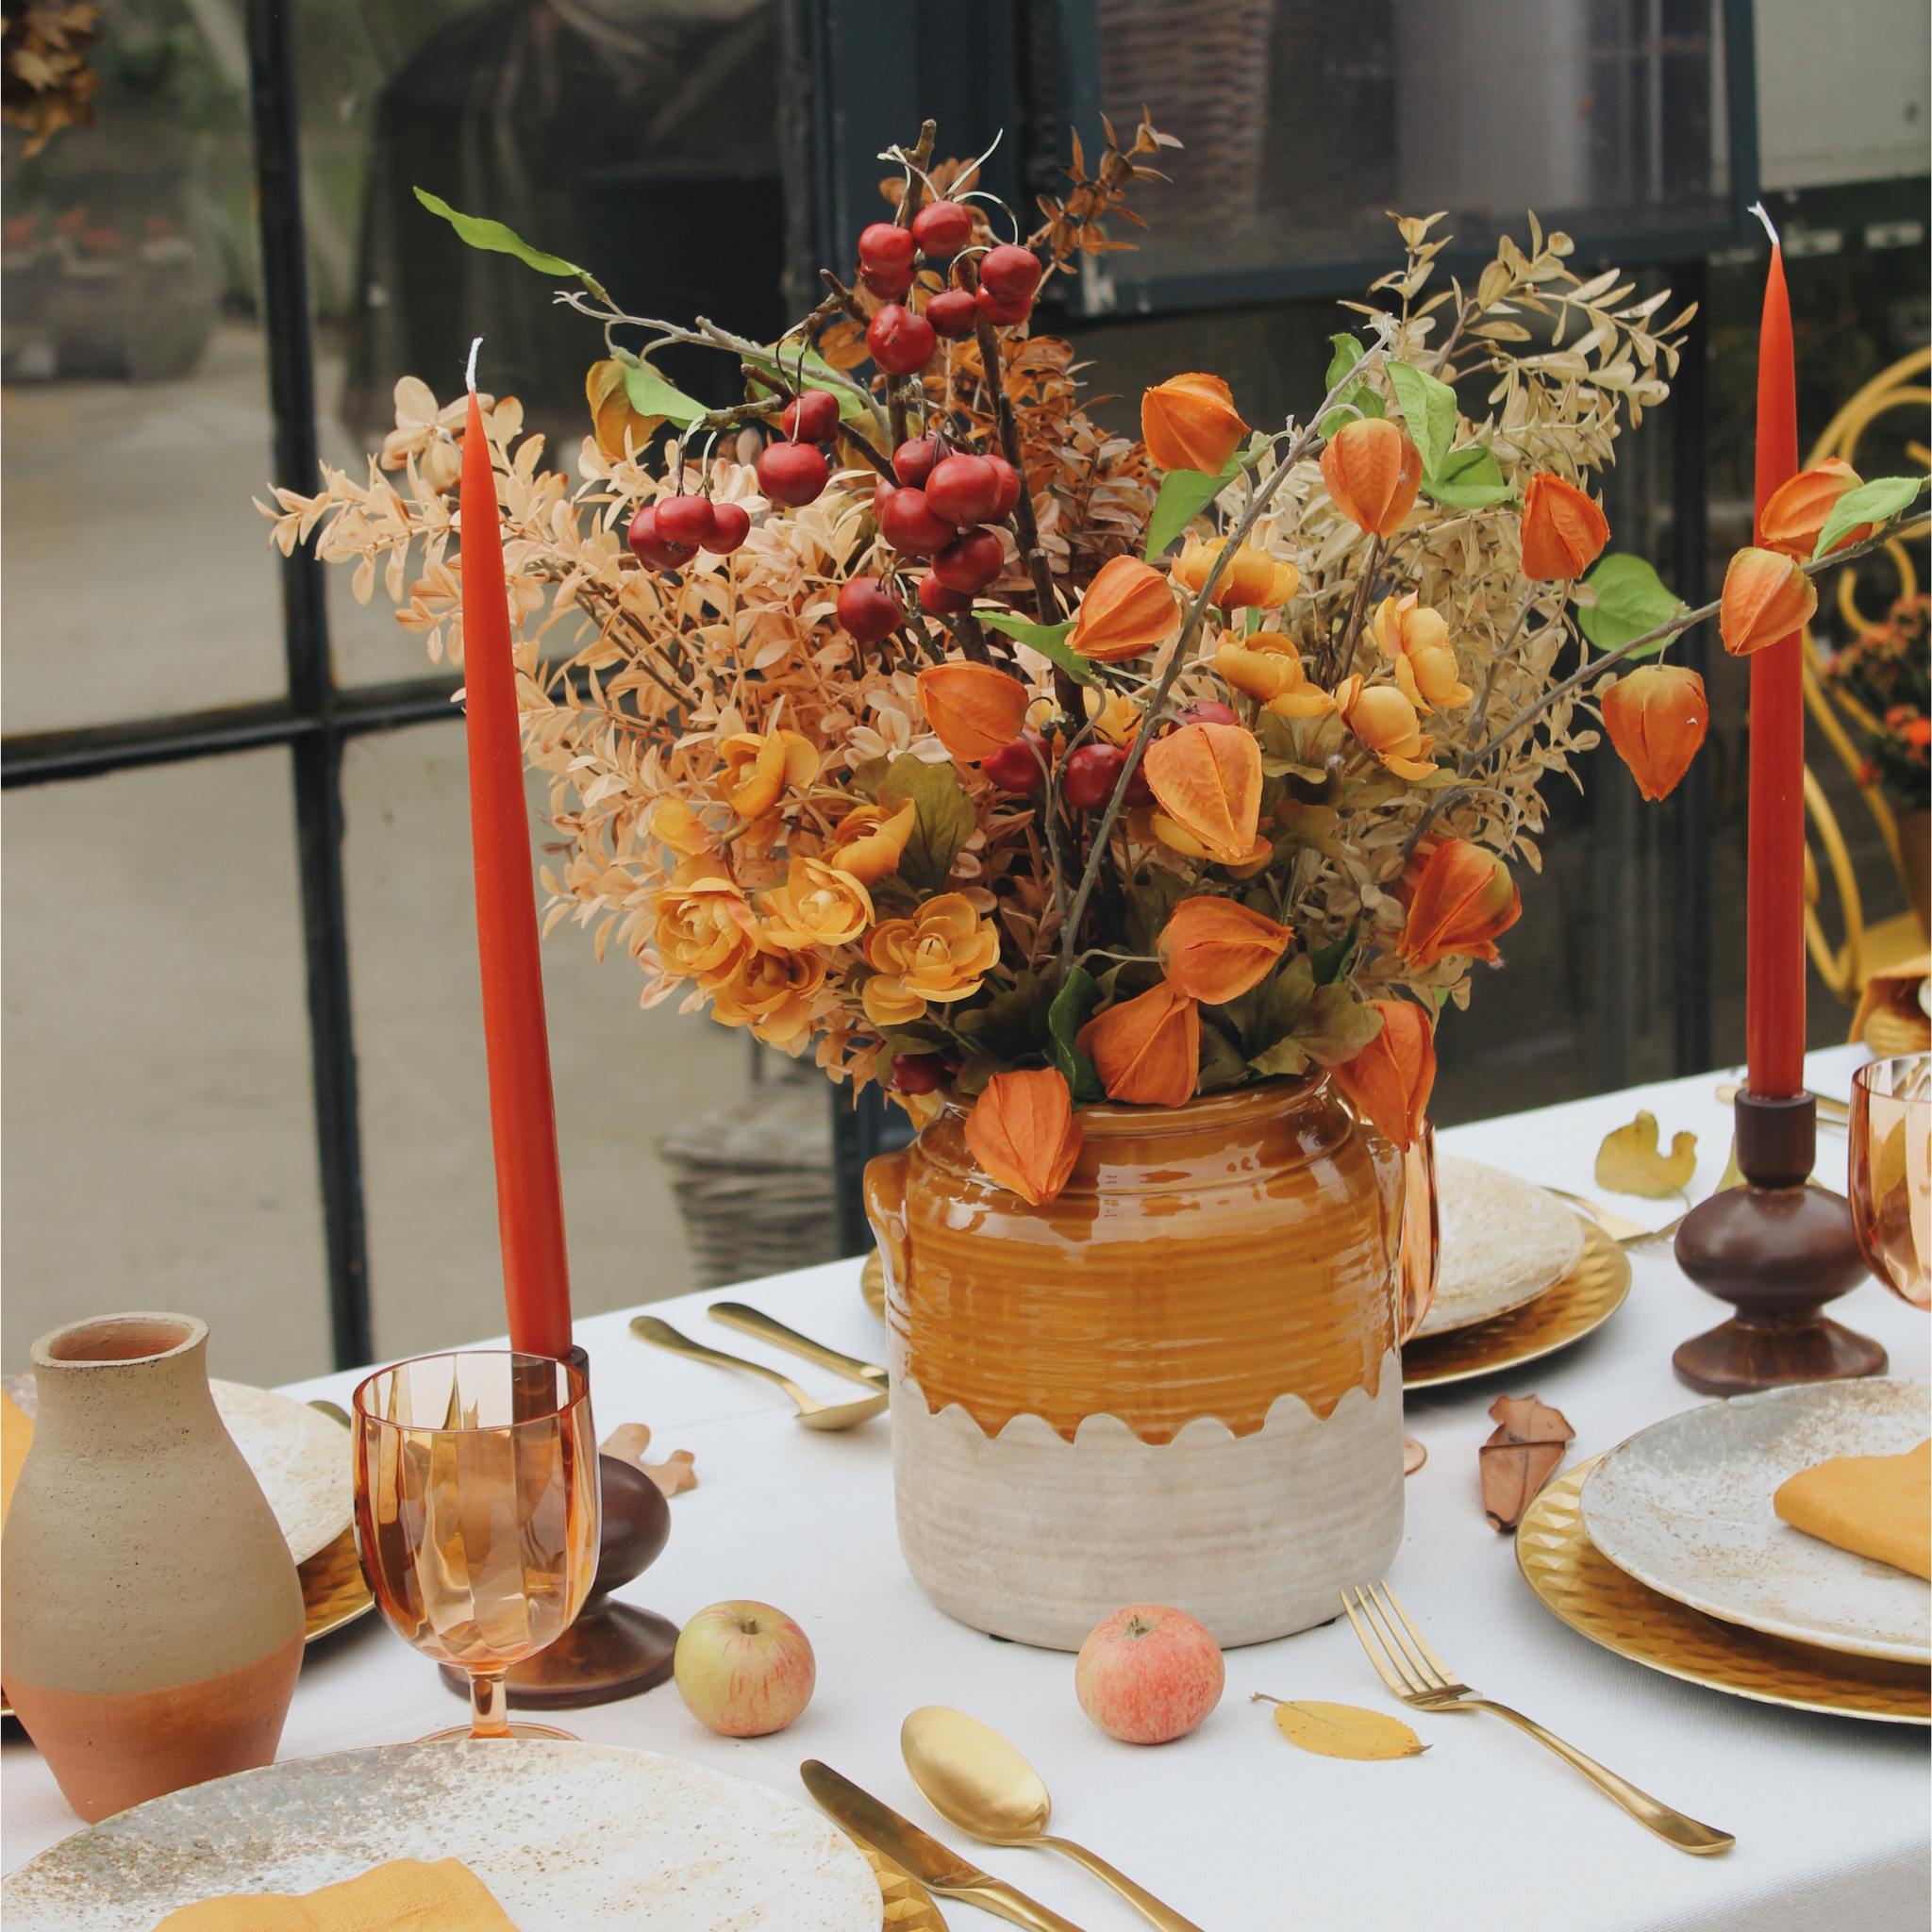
[1672, 1090, 1885, 1395]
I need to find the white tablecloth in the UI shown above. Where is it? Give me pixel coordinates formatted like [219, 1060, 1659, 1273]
[6, 1044, 1927, 1930]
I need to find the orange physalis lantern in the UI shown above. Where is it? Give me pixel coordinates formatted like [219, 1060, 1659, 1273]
[1157, 897, 1291, 1003]
[917, 662, 1031, 762]
[1321, 419, 1422, 538]
[1331, 1000, 1437, 1150]
[1600, 665, 1708, 802]
[1519, 475, 1610, 581]
[1719, 546, 1818, 657]
[1759, 458, 1866, 559]
[1076, 981, 1201, 1108]
[1067, 556, 1183, 662]
[1141, 721, 1263, 866]
[1398, 839, 1521, 968]
[965, 1068, 1084, 1205]
[1141, 372, 1248, 475]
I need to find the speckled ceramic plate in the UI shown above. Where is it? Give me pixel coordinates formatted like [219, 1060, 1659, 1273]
[1416, 1157, 1588, 1337]
[1581, 1380, 1932, 1665]
[0, 1741, 885, 1931]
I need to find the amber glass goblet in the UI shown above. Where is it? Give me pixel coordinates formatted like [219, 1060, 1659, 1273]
[1849, 1056, 1930, 1310]
[353, 1351, 599, 1740]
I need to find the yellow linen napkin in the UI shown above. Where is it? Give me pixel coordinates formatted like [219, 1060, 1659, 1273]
[153, 1857, 519, 1931]
[2, 1389, 31, 1524]
[1774, 1439, 1931, 1581]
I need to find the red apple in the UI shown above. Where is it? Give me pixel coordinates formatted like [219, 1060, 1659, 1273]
[1074, 1604, 1223, 1744]
[1061, 741, 1126, 809]
[981, 728, 1048, 791]
[673, 1599, 816, 1738]
[918, 571, 973, 617]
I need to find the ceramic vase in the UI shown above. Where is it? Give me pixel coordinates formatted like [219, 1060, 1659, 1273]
[865, 1076, 1406, 1651]
[1, 1313, 305, 1822]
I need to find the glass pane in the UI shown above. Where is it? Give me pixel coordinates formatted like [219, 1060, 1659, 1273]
[1, 751, 331, 1386]
[341, 724, 744, 1362]
[0, 2, 292, 733]
[1095, 0, 1728, 289]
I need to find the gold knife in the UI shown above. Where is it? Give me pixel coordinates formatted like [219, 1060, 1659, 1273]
[801, 1760, 1089, 1932]
[708, 1302, 889, 1391]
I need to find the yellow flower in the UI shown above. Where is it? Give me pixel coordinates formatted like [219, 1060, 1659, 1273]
[1334, 674, 1436, 780]
[1214, 631, 1331, 717]
[860, 894, 1001, 1026]
[831, 799, 917, 884]
[1373, 594, 1474, 713]
[1173, 536, 1300, 612]
[758, 856, 874, 949]
[708, 946, 826, 1045]
[718, 728, 820, 821]
[1081, 686, 1143, 746]
[654, 874, 759, 986]
[650, 797, 716, 858]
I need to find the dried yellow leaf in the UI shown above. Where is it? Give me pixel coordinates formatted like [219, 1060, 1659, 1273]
[1594, 1110, 1697, 1197]
[1258, 1697, 1426, 1760]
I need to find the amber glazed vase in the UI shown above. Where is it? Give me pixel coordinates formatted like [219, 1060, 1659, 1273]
[0, 1314, 305, 1822]
[865, 1077, 1405, 1650]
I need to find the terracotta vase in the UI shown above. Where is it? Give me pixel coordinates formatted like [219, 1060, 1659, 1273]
[1, 1314, 305, 1822]
[864, 1076, 1406, 1650]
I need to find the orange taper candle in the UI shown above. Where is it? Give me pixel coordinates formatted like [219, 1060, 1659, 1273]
[1745, 208, 1806, 1098]
[459, 342, 573, 1357]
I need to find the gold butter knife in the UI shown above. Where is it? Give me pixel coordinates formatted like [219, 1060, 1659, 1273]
[801, 1760, 1089, 1932]
[708, 1302, 888, 1391]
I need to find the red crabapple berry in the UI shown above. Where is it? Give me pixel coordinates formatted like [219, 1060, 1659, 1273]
[867, 304, 937, 376]
[985, 455, 1022, 521]
[1175, 701, 1239, 728]
[626, 505, 696, 573]
[981, 729, 1049, 791]
[756, 440, 828, 508]
[836, 575, 903, 643]
[979, 244, 1043, 303]
[891, 437, 941, 488]
[879, 488, 958, 557]
[911, 199, 974, 256]
[974, 288, 1032, 328]
[925, 289, 979, 339]
[924, 454, 1001, 527]
[918, 573, 973, 617]
[779, 390, 840, 442]
[706, 501, 752, 554]
[654, 495, 717, 549]
[891, 1052, 946, 1093]
[858, 223, 916, 278]
[932, 526, 1006, 592]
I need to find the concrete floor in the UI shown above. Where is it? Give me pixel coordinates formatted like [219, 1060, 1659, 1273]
[3, 324, 742, 1385]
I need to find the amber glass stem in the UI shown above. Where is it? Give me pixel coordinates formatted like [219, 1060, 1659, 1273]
[470, 1670, 512, 1739]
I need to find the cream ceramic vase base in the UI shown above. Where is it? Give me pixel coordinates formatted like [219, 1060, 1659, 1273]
[1, 1314, 306, 1823]
[867, 1077, 1407, 1652]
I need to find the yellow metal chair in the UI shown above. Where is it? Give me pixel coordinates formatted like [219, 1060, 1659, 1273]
[1797, 346, 1930, 1046]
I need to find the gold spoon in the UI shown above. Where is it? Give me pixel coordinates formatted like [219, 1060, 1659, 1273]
[629, 1316, 887, 1430]
[901, 1706, 1205, 1932]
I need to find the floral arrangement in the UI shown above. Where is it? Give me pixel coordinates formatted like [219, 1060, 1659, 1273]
[1, 0, 100, 157]
[1823, 592, 1930, 808]
[268, 117, 1929, 1206]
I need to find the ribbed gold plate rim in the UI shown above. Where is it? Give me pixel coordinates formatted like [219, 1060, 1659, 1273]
[1403, 1220, 1630, 1389]
[1518, 1457, 1930, 1724]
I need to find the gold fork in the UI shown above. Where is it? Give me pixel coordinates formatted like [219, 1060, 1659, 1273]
[1341, 1583, 1734, 1856]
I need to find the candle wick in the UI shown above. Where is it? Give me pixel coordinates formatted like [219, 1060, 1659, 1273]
[466, 336, 483, 395]
[1748, 202, 1781, 249]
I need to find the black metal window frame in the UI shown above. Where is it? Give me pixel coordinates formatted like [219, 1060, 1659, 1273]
[1, 0, 1738, 1369]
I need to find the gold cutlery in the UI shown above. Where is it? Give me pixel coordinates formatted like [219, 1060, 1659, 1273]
[1715, 1082, 1848, 1125]
[1341, 1582, 1734, 1855]
[1545, 1189, 1683, 1249]
[708, 1303, 888, 1391]
[902, 1706, 1204, 1932]
[308, 1399, 352, 1429]
[802, 1759, 1090, 1932]
[629, 1317, 887, 1430]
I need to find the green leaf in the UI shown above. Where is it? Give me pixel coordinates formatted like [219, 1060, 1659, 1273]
[1195, 1020, 1250, 1093]
[878, 756, 978, 895]
[1324, 333, 1365, 390]
[974, 612, 1101, 686]
[1229, 954, 1315, 1063]
[1307, 921, 1360, 986]
[1388, 359, 1458, 480]
[1319, 334, 1384, 437]
[740, 345, 870, 423]
[1576, 554, 1684, 654]
[1421, 444, 1515, 510]
[1122, 868, 1187, 958]
[1812, 475, 1925, 561]
[413, 189, 593, 286]
[1047, 967, 1105, 1104]
[953, 975, 1048, 1063]
[846, 756, 890, 802]
[1143, 456, 1242, 560]
[1292, 983, 1385, 1068]
[624, 359, 709, 430]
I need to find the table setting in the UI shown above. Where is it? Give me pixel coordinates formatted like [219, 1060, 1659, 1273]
[5, 110, 1929, 1932]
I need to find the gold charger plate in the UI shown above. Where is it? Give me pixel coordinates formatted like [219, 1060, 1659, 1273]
[1403, 1219, 1630, 1389]
[1518, 1457, 1930, 1724]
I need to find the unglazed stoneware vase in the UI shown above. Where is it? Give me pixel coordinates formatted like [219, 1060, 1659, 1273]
[864, 1076, 1406, 1650]
[1, 1314, 305, 1822]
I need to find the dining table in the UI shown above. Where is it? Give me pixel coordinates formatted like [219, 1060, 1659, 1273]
[4, 1041, 1926, 1931]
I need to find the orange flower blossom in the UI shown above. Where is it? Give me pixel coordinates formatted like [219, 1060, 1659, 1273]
[1399, 838, 1521, 967]
[1214, 631, 1332, 717]
[1077, 980, 1200, 1108]
[708, 946, 825, 1045]
[1141, 372, 1248, 475]
[1321, 418, 1421, 537]
[1142, 720, 1263, 866]
[1158, 897, 1292, 1003]
[1600, 665, 1708, 802]
[831, 799, 917, 884]
[1067, 556, 1182, 662]
[917, 662, 1031, 763]
[1173, 536, 1300, 611]
[1759, 458, 1867, 559]
[1334, 674, 1435, 780]
[965, 1068, 1084, 1206]
[1374, 593, 1473, 711]
[758, 855, 874, 949]
[1331, 999, 1437, 1150]
[859, 893, 1001, 1026]
[719, 726, 819, 821]
[1519, 474, 1609, 580]
[1719, 546, 1818, 656]
[654, 873, 759, 985]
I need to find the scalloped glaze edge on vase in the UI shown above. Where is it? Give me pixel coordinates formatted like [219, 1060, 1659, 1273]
[891, 1355, 1405, 1650]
